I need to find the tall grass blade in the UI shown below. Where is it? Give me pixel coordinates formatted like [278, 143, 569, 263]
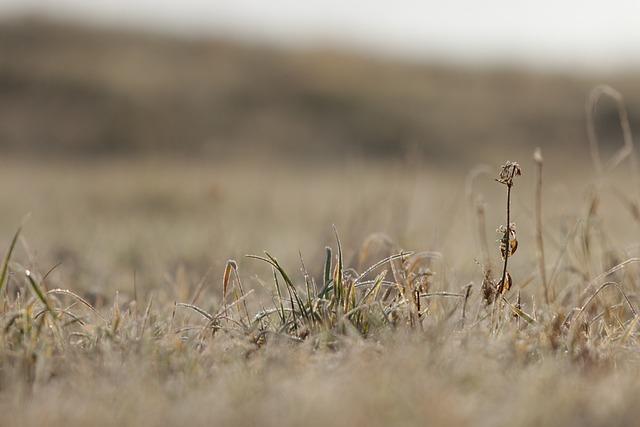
[26, 270, 55, 317]
[0, 226, 21, 297]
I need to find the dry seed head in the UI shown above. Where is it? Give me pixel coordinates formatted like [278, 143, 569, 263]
[497, 223, 517, 236]
[496, 161, 522, 186]
[534, 147, 543, 164]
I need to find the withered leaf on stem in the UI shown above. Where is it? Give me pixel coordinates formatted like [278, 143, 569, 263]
[496, 272, 512, 294]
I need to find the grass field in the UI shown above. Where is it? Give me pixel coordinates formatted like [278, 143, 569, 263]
[3, 18, 640, 427]
[1, 149, 640, 426]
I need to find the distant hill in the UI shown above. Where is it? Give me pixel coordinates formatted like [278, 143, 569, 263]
[0, 18, 638, 162]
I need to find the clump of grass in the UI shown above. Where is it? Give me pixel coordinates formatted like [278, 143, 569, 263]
[0, 154, 632, 356]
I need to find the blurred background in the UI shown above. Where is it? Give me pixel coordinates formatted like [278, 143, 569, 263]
[0, 1, 638, 298]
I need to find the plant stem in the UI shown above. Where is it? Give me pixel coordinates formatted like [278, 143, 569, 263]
[499, 183, 512, 292]
[535, 155, 550, 304]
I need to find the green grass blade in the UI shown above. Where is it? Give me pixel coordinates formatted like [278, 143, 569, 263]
[323, 246, 332, 289]
[272, 267, 287, 326]
[26, 270, 55, 317]
[333, 226, 344, 303]
[0, 226, 22, 296]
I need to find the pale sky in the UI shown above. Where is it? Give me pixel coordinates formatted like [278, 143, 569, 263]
[2, 0, 640, 70]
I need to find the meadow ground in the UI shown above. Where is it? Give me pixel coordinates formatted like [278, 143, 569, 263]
[1, 150, 640, 426]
